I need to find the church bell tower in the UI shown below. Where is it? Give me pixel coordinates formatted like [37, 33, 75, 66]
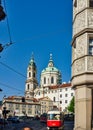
[72, 0, 93, 130]
[25, 54, 38, 98]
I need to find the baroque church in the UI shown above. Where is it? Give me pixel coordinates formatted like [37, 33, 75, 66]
[25, 54, 74, 112]
[2, 54, 74, 117]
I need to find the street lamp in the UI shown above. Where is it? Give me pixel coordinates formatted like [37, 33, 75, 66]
[0, 3, 6, 21]
[0, 43, 13, 53]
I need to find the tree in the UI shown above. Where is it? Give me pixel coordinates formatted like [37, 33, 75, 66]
[67, 96, 75, 113]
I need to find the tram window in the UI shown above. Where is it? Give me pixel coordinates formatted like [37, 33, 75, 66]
[48, 114, 60, 120]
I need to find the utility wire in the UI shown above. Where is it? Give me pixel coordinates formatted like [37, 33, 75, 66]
[0, 81, 24, 93]
[3, 0, 13, 44]
[0, 62, 26, 78]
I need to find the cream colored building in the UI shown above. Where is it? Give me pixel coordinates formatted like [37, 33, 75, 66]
[2, 96, 40, 117]
[38, 96, 53, 114]
[2, 95, 53, 117]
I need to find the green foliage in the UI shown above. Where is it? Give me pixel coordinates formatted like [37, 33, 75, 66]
[67, 96, 74, 113]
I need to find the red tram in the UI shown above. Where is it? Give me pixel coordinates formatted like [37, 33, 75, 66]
[47, 110, 64, 130]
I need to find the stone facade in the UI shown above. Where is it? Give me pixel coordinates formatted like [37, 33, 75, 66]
[72, 0, 93, 130]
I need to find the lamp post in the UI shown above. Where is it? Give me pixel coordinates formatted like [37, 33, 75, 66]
[0, 0, 6, 21]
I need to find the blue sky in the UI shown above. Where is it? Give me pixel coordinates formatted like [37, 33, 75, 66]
[0, 0, 72, 99]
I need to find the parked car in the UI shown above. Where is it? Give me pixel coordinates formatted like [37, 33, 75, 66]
[7, 116, 20, 123]
[0, 118, 8, 125]
[40, 113, 47, 123]
[18, 116, 28, 122]
[34, 115, 40, 120]
[64, 113, 74, 121]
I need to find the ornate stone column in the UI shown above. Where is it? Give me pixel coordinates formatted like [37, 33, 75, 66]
[71, 0, 93, 130]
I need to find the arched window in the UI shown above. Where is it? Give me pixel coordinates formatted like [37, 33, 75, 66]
[51, 77, 54, 84]
[33, 72, 35, 77]
[53, 97, 56, 102]
[27, 84, 29, 90]
[44, 77, 46, 84]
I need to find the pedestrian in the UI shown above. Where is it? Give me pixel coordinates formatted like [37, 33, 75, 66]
[21, 127, 33, 130]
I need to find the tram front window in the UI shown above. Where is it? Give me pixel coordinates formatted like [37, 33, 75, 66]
[47, 114, 60, 120]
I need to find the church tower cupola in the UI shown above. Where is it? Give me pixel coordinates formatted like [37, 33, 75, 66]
[25, 53, 38, 98]
[48, 54, 54, 67]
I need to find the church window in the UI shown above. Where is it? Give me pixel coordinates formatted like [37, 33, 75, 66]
[33, 72, 35, 77]
[44, 77, 46, 84]
[53, 97, 56, 102]
[89, 38, 93, 55]
[29, 72, 31, 77]
[90, 0, 93, 7]
[51, 77, 54, 84]
[27, 84, 29, 90]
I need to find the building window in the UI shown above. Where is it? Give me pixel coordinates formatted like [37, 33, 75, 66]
[89, 38, 93, 55]
[65, 88, 68, 91]
[51, 77, 54, 84]
[71, 93, 73, 96]
[60, 89, 62, 92]
[33, 72, 35, 77]
[55, 90, 57, 93]
[65, 100, 67, 103]
[60, 94, 62, 98]
[44, 77, 46, 84]
[48, 78, 49, 84]
[90, 0, 93, 7]
[39, 92, 40, 95]
[27, 84, 29, 90]
[53, 97, 56, 102]
[60, 101, 62, 104]
[65, 94, 68, 97]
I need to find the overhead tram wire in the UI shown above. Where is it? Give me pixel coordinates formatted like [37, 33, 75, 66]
[0, 81, 24, 93]
[3, 0, 13, 45]
[0, 62, 26, 78]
